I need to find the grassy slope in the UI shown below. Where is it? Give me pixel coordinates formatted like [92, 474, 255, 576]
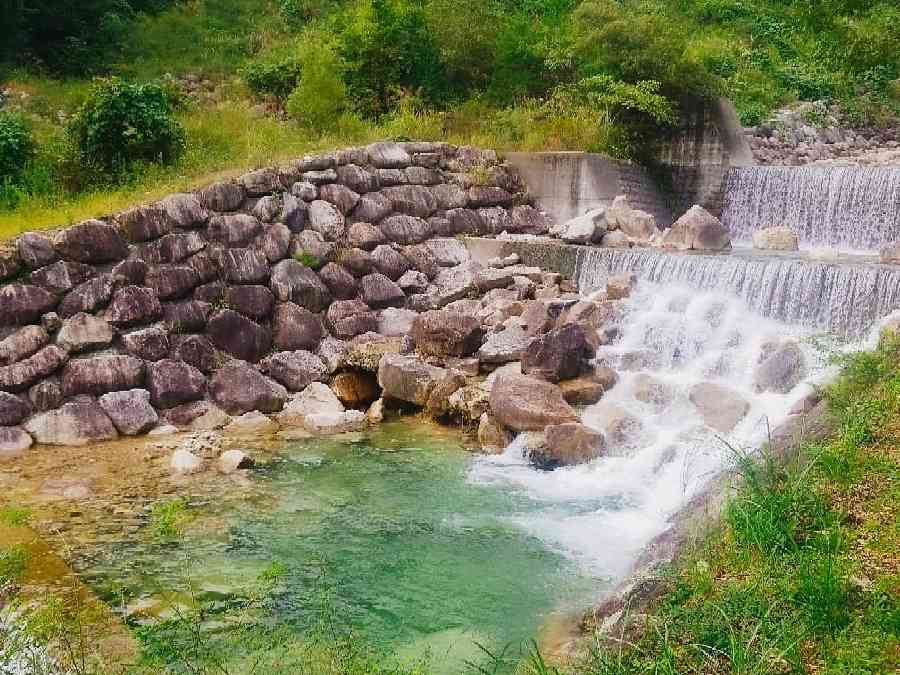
[544, 340, 900, 675]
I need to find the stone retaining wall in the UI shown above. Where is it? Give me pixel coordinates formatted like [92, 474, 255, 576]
[0, 142, 560, 453]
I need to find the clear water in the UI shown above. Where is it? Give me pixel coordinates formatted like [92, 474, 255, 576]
[74, 423, 597, 671]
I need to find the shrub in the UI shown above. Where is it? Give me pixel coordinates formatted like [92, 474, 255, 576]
[0, 113, 35, 183]
[293, 249, 323, 270]
[286, 40, 349, 130]
[340, 0, 451, 117]
[67, 78, 185, 178]
[241, 52, 304, 100]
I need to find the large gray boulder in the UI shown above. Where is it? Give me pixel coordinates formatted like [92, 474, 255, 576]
[270, 260, 331, 311]
[552, 208, 607, 244]
[377, 353, 447, 406]
[197, 180, 245, 211]
[98, 389, 159, 436]
[753, 225, 799, 252]
[606, 195, 658, 242]
[0, 284, 58, 325]
[530, 422, 606, 470]
[146, 359, 206, 408]
[351, 192, 394, 224]
[217, 248, 269, 284]
[0, 346, 68, 393]
[143, 265, 200, 300]
[0, 392, 31, 426]
[689, 382, 749, 432]
[371, 245, 411, 280]
[522, 324, 595, 382]
[252, 223, 291, 263]
[260, 350, 328, 392]
[210, 363, 287, 415]
[307, 200, 346, 240]
[661, 206, 731, 251]
[273, 302, 323, 351]
[58, 274, 119, 317]
[326, 299, 378, 340]
[411, 310, 482, 357]
[61, 355, 145, 397]
[122, 327, 169, 362]
[348, 222, 388, 251]
[0, 325, 49, 366]
[170, 334, 217, 374]
[25, 397, 119, 446]
[337, 164, 378, 194]
[157, 193, 209, 228]
[478, 324, 533, 366]
[379, 214, 433, 244]
[278, 382, 345, 427]
[104, 286, 163, 327]
[29, 261, 95, 295]
[319, 184, 360, 215]
[163, 300, 211, 333]
[754, 341, 805, 394]
[56, 313, 114, 353]
[138, 231, 205, 264]
[360, 273, 405, 309]
[509, 205, 551, 235]
[382, 185, 438, 219]
[425, 238, 469, 267]
[54, 219, 128, 263]
[17, 232, 57, 269]
[222, 285, 274, 320]
[489, 374, 578, 432]
[116, 204, 173, 242]
[367, 142, 411, 168]
[0, 426, 32, 458]
[207, 214, 262, 248]
[318, 263, 358, 300]
[207, 309, 271, 363]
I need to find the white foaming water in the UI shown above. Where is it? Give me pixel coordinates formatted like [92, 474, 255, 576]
[468, 281, 848, 582]
[721, 166, 900, 251]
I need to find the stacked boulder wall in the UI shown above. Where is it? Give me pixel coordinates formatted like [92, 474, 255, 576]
[0, 142, 548, 445]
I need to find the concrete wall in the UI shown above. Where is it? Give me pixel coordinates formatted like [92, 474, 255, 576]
[654, 98, 755, 218]
[505, 152, 674, 227]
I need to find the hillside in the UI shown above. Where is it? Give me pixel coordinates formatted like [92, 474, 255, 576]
[0, 0, 897, 237]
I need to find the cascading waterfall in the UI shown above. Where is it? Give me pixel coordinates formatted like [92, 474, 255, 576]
[573, 247, 900, 337]
[721, 166, 900, 251]
[469, 279, 843, 581]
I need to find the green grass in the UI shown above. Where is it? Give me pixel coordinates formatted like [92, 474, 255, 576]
[539, 338, 900, 675]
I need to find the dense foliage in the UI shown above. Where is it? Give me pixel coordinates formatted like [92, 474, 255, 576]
[0, 0, 897, 225]
[0, 113, 34, 182]
[67, 78, 185, 177]
[1, 0, 174, 75]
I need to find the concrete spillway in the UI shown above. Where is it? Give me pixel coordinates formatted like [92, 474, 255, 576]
[574, 247, 900, 337]
[721, 166, 900, 251]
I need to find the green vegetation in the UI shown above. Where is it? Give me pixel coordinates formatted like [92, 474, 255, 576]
[1, 0, 897, 234]
[149, 497, 189, 539]
[293, 248, 325, 270]
[68, 78, 186, 181]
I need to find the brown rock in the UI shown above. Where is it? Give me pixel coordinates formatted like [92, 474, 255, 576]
[146, 359, 206, 408]
[411, 310, 483, 357]
[54, 219, 128, 263]
[273, 302, 323, 351]
[489, 374, 577, 432]
[207, 309, 271, 363]
[530, 422, 606, 469]
[331, 371, 380, 407]
[210, 363, 287, 415]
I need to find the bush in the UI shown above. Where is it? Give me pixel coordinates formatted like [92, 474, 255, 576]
[293, 249, 324, 269]
[0, 113, 35, 183]
[241, 53, 304, 100]
[340, 0, 451, 116]
[286, 39, 348, 130]
[67, 78, 185, 178]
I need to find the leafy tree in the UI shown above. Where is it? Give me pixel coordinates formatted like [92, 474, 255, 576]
[339, 0, 451, 117]
[286, 38, 349, 130]
[2, 1, 174, 74]
[67, 78, 185, 177]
